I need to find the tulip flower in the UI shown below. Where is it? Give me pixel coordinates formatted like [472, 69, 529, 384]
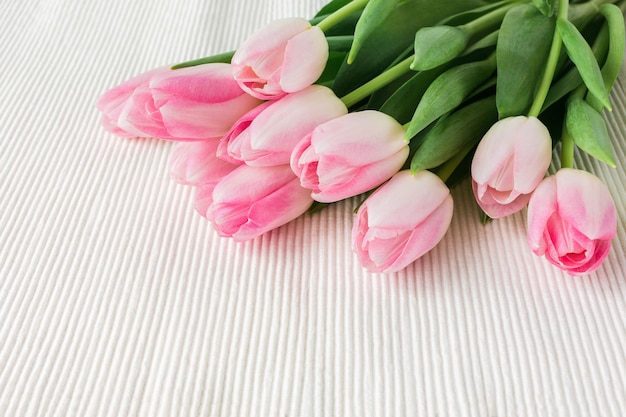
[471, 116, 552, 218]
[168, 140, 241, 186]
[527, 168, 617, 275]
[96, 66, 169, 138]
[97, 63, 261, 140]
[290, 111, 410, 203]
[352, 170, 454, 273]
[231, 18, 328, 100]
[199, 164, 313, 241]
[218, 85, 348, 166]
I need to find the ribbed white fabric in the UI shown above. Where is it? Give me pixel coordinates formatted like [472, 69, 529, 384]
[1, 0, 626, 416]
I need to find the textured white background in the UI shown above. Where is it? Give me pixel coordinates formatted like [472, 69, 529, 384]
[1, 0, 626, 416]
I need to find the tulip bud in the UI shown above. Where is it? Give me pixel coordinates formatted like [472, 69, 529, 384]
[218, 85, 347, 166]
[168, 140, 241, 186]
[96, 66, 169, 138]
[290, 111, 409, 203]
[231, 18, 328, 100]
[200, 164, 313, 241]
[352, 170, 454, 273]
[97, 64, 262, 140]
[527, 168, 617, 275]
[471, 116, 552, 218]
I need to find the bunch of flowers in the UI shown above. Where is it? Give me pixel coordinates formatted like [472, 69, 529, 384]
[97, 0, 625, 275]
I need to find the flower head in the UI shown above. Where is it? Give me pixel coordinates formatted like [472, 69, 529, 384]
[218, 85, 347, 166]
[527, 168, 617, 275]
[231, 18, 328, 100]
[97, 64, 261, 140]
[471, 116, 552, 218]
[290, 111, 409, 203]
[199, 164, 313, 242]
[168, 140, 241, 186]
[352, 170, 454, 273]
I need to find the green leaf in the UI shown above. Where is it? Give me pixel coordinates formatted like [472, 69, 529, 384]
[566, 97, 616, 167]
[411, 26, 469, 71]
[332, 0, 488, 96]
[378, 67, 450, 123]
[496, 4, 555, 118]
[542, 66, 583, 111]
[171, 51, 234, 69]
[410, 96, 497, 173]
[462, 30, 499, 56]
[439, 1, 513, 26]
[558, 18, 612, 110]
[315, 51, 349, 86]
[314, 0, 353, 18]
[532, 0, 554, 17]
[348, 0, 401, 63]
[599, 4, 625, 92]
[327, 36, 354, 52]
[406, 58, 496, 138]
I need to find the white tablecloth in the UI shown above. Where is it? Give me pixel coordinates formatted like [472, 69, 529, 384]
[1, 1, 626, 416]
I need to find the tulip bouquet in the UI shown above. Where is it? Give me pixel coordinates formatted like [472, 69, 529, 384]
[97, 0, 625, 275]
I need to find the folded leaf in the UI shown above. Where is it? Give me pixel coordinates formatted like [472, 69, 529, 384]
[378, 67, 449, 124]
[566, 98, 616, 167]
[411, 26, 468, 71]
[348, 0, 401, 63]
[558, 18, 612, 110]
[496, 4, 554, 118]
[411, 96, 497, 173]
[598, 4, 625, 92]
[532, 0, 554, 17]
[406, 58, 496, 138]
[332, 0, 488, 96]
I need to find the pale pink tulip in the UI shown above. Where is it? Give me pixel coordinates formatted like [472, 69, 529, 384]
[471, 116, 552, 218]
[199, 164, 313, 241]
[97, 63, 261, 140]
[290, 111, 410, 203]
[168, 140, 241, 186]
[96, 66, 168, 138]
[352, 170, 454, 273]
[231, 18, 328, 100]
[527, 168, 617, 275]
[218, 85, 347, 166]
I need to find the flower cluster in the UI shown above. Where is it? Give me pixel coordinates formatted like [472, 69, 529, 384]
[97, 0, 625, 275]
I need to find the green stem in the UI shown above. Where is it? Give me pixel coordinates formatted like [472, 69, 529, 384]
[340, 55, 414, 107]
[560, 84, 586, 168]
[560, 127, 575, 169]
[462, 1, 519, 35]
[528, 0, 569, 117]
[316, 0, 369, 32]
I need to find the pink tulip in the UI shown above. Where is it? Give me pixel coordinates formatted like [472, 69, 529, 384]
[527, 168, 617, 275]
[96, 66, 169, 138]
[198, 164, 313, 241]
[97, 63, 262, 140]
[290, 110, 410, 203]
[168, 140, 241, 186]
[471, 116, 552, 218]
[352, 170, 454, 273]
[218, 85, 347, 166]
[231, 18, 328, 100]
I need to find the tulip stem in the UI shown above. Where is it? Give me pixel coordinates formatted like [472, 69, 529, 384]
[340, 55, 414, 108]
[316, 0, 369, 33]
[560, 127, 576, 169]
[462, 1, 519, 35]
[528, 0, 569, 117]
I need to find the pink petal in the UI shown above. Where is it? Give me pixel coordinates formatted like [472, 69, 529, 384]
[279, 26, 328, 93]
